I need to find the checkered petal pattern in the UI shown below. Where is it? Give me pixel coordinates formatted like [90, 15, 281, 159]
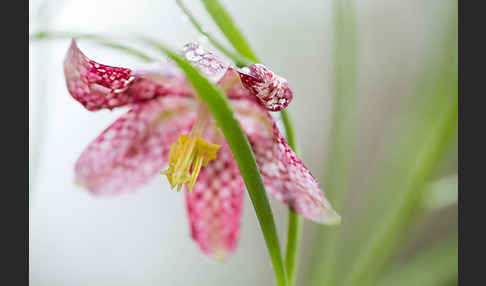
[75, 95, 197, 195]
[183, 42, 230, 83]
[233, 100, 341, 224]
[64, 40, 192, 111]
[238, 64, 293, 111]
[185, 142, 245, 259]
[183, 42, 293, 111]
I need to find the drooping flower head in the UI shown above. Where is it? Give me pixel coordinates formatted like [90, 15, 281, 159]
[65, 39, 340, 259]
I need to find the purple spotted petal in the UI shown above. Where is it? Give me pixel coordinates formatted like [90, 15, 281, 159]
[183, 42, 229, 83]
[233, 99, 340, 224]
[75, 95, 197, 195]
[238, 64, 293, 111]
[185, 142, 245, 260]
[64, 39, 192, 111]
[182, 42, 293, 111]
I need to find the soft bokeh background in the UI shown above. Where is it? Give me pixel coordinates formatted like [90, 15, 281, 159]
[29, 0, 457, 285]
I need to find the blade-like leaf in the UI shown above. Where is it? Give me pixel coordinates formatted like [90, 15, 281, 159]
[142, 38, 287, 286]
[30, 31, 155, 62]
[200, 0, 258, 62]
[197, 2, 304, 285]
[175, 0, 253, 67]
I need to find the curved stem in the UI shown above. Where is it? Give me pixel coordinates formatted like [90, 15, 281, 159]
[193, 1, 306, 284]
[200, 0, 259, 62]
[37, 14, 306, 284]
[175, 0, 253, 67]
[280, 110, 297, 151]
[285, 209, 302, 286]
[30, 31, 155, 62]
[281, 109, 302, 286]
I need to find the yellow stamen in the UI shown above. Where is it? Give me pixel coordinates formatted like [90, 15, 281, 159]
[161, 102, 221, 192]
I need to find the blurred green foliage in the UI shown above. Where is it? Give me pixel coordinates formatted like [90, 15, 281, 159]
[30, 0, 458, 285]
[308, 0, 457, 286]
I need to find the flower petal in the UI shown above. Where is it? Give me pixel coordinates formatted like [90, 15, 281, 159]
[183, 42, 230, 83]
[75, 95, 197, 195]
[233, 99, 340, 224]
[182, 42, 293, 111]
[238, 64, 293, 111]
[64, 39, 191, 111]
[185, 143, 245, 260]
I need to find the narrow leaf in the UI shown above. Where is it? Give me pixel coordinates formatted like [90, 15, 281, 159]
[30, 31, 155, 62]
[142, 38, 287, 286]
[175, 0, 253, 67]
[200, 0, 259, 62]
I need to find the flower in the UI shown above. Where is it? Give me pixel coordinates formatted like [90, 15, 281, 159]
[65, 39, 340, 260]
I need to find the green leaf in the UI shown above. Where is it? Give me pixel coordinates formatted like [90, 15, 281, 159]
[197, 2, 304, 285]
[175, 0, 253, 67]
[30, 31, 155, 62]
[284, 209, 302, 286]
[280, 110, 302, 286]
[142, 38, 287, 286]
[200, 0, 259, 62]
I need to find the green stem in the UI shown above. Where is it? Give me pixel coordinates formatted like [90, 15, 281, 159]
[285, 209, 302, 286]
[200, 0, 259, 62]
[175, 0, 253, 67]
[281, 109, 301, 286]
[280, 110, 297, 152]
[143, 39, 287, 286]
[30, 31, 155, 62]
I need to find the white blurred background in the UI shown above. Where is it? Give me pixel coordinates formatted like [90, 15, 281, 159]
[29, 0, 455, 285]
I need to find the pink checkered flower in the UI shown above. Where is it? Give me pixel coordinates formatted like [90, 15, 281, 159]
[65, 40, 340, 260]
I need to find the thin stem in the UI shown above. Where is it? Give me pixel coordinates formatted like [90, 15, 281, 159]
[30, 31, 155, 62]
[285, 209, 302, 286]
[281, 109, 301, 286]
[194, 2, 306, 284]
[143, 39, 287, 286]
[175, 0, 253, 67]
[200, 0, 259, 62]
[280, 110, 297, 151]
